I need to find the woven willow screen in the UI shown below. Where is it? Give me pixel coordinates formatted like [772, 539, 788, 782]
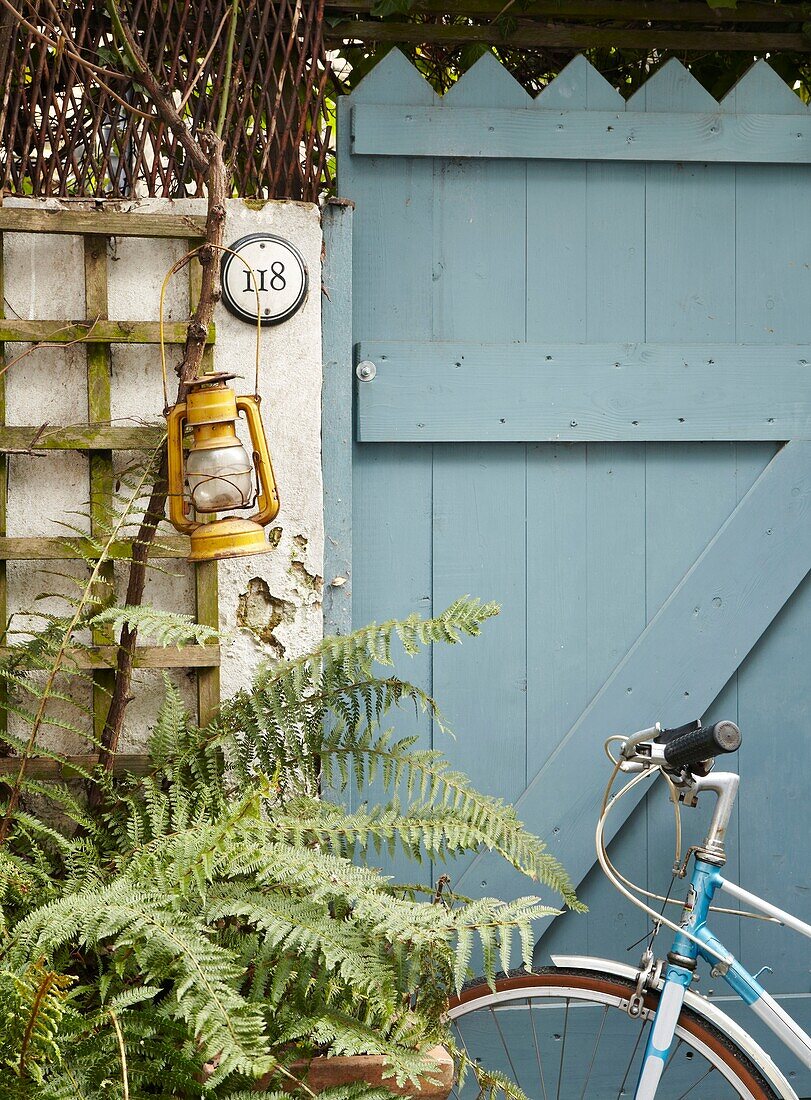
[0, 0, 331, 200]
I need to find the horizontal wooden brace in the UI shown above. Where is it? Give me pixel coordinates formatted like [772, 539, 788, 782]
[333, 19, 811, 51]
[0, 209, 208, 239]
[0, 425, 164, 451]
[356, 342, 811, 442]
[0, 536, 188, 560]
[351, 105, 811, 163]
[326, 0, 808, 23]
[0, 319, 214, 345]
[0, 645, 220, 670]
[0, 754, 157, 779]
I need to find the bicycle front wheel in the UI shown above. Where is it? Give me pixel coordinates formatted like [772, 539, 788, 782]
[448, 966, 782, 1100]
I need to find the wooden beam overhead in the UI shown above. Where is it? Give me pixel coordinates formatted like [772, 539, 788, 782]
[328, 19, 811, 50]
[326, 0, 808, 22]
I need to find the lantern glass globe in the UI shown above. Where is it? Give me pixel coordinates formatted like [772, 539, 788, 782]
[185, 442, 254, 513]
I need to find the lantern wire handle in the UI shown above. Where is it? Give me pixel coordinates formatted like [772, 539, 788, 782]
[158, 244, 264, 411]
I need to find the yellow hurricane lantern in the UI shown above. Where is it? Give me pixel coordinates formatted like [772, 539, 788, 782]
[160, 247, 280, 562]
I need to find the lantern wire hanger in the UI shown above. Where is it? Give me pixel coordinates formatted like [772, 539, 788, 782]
[157, 246, 280, 563]
[158, 243, 262, 410]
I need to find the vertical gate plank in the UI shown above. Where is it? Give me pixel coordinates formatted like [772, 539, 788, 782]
[430, 56, 529, 821]
[733, 62, 811, 1037]
[341, 54, 436, 881]
[578, 150, 648, 959]
[530, 62, 650, 957]
[634, 58, 744, 961]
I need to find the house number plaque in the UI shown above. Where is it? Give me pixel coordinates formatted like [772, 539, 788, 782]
[221, 233, 308, 326]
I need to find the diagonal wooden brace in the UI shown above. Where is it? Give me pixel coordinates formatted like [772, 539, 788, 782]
[457, 440, 811, 907]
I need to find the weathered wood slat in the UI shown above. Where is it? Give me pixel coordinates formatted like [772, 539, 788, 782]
[192, 305, 221, 728]
[84, 233, 116, 740]
[355, 342, 811, 442]
[0, 645, 220, 670]
[326, 0, 808, 22]
[459, 439, 811, 905]
[0, 320, 213, 345]
[352, 105, 811, 163]
[0, 754, 157, 778]
[0, 536, 188, 560]
[0, 426, 164, 451]
[0, 209, 207, 239]
[0, 230, 7, 744]
[332, 20, 811, 51]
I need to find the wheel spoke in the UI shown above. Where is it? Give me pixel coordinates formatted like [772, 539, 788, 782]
[490, 1006, 523, 1092]
[579, 1003, 610, 1100]
[674, 1065, 714, 1100]
[555, 998, 570, 1100]
[528, 996, 549, 1100]
[451, 1017, 481, 1100]
[616, 1017, 648, 1099]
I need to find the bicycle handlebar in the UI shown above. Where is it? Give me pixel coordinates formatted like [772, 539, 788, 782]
[656, 719, 741, 771]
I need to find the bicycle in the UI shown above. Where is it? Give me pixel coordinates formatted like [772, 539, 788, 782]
[448, 719, 811, 1099]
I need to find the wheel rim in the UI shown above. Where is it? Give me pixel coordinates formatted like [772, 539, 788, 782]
[448, 971, 773, 1100]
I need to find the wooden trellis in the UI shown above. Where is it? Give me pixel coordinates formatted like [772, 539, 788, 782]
[0, 207, 221, 775]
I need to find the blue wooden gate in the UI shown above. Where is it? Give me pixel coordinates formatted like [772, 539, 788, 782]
[329, 50, 811, 1089]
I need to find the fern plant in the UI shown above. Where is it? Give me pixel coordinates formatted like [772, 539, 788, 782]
[0, 598, 580, 1099]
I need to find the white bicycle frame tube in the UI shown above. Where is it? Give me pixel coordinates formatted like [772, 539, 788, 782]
[634, 861, 811, 1099]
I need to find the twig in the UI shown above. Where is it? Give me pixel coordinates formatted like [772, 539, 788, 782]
[104, 0, 210, 177]
[178, 5, 233, 111]
[0, 0, 154, 121]
[0, 317, 101, 380]
[216, 0, 240, 137]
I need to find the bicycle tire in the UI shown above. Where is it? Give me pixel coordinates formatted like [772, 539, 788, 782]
[448, 966, 782, 1100]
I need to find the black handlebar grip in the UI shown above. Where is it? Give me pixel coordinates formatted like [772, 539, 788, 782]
[662, 720, 742, 770]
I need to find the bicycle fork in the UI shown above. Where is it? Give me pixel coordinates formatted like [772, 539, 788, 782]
[631, 858, 766, 1100]
[632, 855, 723, 1100]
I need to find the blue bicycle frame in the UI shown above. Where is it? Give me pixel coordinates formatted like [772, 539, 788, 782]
[635, 850, 811, 1099]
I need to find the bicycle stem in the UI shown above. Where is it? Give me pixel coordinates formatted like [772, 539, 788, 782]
[680, 770, 740, 866]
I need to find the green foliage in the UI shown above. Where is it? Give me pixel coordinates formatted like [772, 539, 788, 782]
[0, 598, 578, 1098]
[370, 0, 415, 14]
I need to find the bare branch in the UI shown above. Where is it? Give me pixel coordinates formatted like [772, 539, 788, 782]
[104, 0, 210, 177]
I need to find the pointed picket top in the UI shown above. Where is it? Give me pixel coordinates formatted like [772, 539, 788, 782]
[443, 50, 530, 108]
[536, 55, 624, 111]
[721, 59, 807, 115]
[350, 48, 435, 105]
[627, 57, 718, 113]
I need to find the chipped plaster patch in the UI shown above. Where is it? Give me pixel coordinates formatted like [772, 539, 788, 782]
[289, 559, 323, 595]
[236, 577, 296, 657]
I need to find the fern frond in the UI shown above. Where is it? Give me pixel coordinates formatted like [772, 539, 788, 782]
[89, 606, 218, 647]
